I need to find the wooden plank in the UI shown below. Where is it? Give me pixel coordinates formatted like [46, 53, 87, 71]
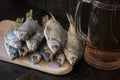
[0, 20, 73, 75]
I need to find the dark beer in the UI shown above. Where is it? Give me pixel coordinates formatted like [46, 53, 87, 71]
[88, 0, 120, 51]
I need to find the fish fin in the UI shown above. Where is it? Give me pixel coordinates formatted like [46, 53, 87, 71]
[29, 9, 33, 16]
[26, 12, 29, 18]
[21, 17, 24, 23]
[26, 9, 33, 18]
[49, 12, 56, 21]
[44, 25, 51, 40]
[66, 13, 76, 35]
[66, 13, 74, 26]
[42, 15, 49, 26]
[15, 18, 21, 27]
[16, 18, 21, 23]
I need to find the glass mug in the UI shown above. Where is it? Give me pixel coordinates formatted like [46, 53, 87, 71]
[75, 0, 120, 70]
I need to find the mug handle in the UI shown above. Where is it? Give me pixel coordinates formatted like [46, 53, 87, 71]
[75, 0, 91, 42]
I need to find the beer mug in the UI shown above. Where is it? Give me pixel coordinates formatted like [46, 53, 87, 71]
[75, 0, 120, 70]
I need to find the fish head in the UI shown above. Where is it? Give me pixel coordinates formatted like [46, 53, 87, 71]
[56, 58, 63, 66]
[43, 46, 54, 61]
[30, 55, 38, 64]
[68, 52, 78, 65]
[18, 31, 28, 40]
[9, 49, 19, 60]
[64, 48, 78, 65]
[48, 40, 60, 54]
[19, 46, 29, 56]
[30, 52, 41, 64]
[14, 27, 29, 40]
[56, 55, 65, 66]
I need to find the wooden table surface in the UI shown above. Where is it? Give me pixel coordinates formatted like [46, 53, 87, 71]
[0, 0, 120, 80]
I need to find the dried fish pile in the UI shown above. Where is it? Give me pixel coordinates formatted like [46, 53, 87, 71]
[4, 10, 85, 66]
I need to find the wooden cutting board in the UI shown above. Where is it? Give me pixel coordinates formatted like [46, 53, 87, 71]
[0, 20, 73, 75]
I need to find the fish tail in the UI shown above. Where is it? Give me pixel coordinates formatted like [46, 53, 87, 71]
[15, 18, 24, 26]
[49, 12, 56, 21]
[42, 15, 49, 26]
[29, 9, 33, 16]
[21, 17, 24, 23]
[66, 13, 74, 26]
[26, 9, 33, 18]
[16, 18, 21, 23]
[66, 13, 76, 34]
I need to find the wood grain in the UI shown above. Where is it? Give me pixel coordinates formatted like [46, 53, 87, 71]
[0, 20, 73, 75]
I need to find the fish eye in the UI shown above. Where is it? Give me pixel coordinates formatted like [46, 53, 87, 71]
[14, 53, 17, 57]
[46, 52, 50, 56]
[57, 58, 61, 62]
[21, 34, 24, 37]
[54, 45, 59, 50]
[32, 56, 37, 60]
[20, 49, 25, 52]
[11, 52, 17, 57]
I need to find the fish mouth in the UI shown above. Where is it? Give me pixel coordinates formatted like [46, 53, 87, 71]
[56, 59, 63, 66]
[70, 57, 77, 65]
[31, 56, 38, 64]
[21, 48, 25, 52]
[19, 48, 28, 56]
[10, 53, 18, 60]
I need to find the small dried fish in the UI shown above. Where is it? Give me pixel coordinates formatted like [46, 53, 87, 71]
[4, 26, 22, 49]
[64, 48, 78, 65]
[55, 52, 65, 66]
[44, 13, 67, 54]
[26, 27, 44, 52]
[14, 10, 39, 40]
[40, 44, 54, 62]
[30, 52, 42, 64]
[64, 14, 85, 65]
[19, 44, 29, 56]
[40, 51, 50, 62]
[5, 43, 19, 60]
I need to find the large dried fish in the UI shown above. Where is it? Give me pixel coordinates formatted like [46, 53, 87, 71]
[64, 14, 85, 65]
[44, 13, 67, 54]
[26, 27, 44, 52]
[4, 26, 22, 49]
[5, 43, 19, 60]
[30, 52, 42, 64]
[14, 10, 39, 40]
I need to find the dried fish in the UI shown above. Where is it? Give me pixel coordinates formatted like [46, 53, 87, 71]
[64, 14, 85, 65]
[44, 13, 67, 54]
[29, 52, 42, 64]
[14, 10, 39, 40]
[26, 27, 44, 52]
[4, 26, 22, 49]
[39, 43, 54, 62]
[5, 43, 19, 60]
[19, 44, 29, 56]
[55, 52, 65, 66]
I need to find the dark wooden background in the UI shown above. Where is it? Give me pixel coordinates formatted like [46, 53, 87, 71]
[0, 0, 120, 80]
